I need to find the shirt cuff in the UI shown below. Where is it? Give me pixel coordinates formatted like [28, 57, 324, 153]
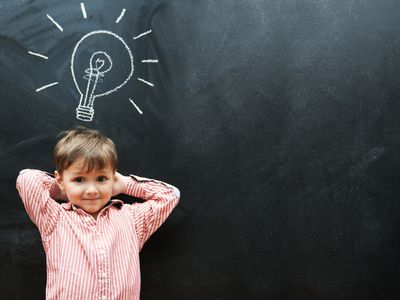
[128, 174, 180, 198]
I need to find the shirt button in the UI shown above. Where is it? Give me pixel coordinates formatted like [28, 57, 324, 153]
[99, 296, 106, 300]
[99, 249, 106, 255]
[101, 272, 107, 278]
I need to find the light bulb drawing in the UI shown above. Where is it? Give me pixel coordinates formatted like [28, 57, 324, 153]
[76, 51, 112, 121]
[29, 3, 161, 121]
[71, 30, 133, 121]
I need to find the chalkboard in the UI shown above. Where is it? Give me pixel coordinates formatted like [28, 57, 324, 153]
[1, 0, 400, 299]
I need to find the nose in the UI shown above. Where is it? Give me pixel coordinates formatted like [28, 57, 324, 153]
[85, 182, 99, 195]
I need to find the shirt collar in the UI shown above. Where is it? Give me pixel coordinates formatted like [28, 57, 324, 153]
[61, 199, 123, 211]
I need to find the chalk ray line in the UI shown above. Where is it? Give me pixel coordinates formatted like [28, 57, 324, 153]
[36, 82, 59, 92]
[129, 98, 143, 114]
[141, 59, 158, 63]
[81, 3, 87, 19]
[133, 30, 152, 40]
[137, 78, 154, 87]
[46, 14, 64, 32]
[115, 8, 126, 23]
[28, 51, 48, 60]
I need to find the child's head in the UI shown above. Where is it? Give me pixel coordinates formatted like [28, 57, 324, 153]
[54, 126, 118, 174]
[54, 126, 119, 219]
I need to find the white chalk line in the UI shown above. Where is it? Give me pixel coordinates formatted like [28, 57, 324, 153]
[46, 14, 63, 32]
[81, 3, 87, 19]
[115, 8, 126, 23]
[141, 59, 158, 63]
[28, 51, 48, 60]
[133, 29, 152, 40]
[137, 78, 154, 87]
[71, 30, 134, 99]
[36, 82, 59, 92]
[129, 98, 143, 114]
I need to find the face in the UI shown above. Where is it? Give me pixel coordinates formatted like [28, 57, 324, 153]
[55, 158, 116, 219]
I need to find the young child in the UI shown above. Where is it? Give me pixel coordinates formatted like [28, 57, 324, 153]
[16, 126, 180, 300]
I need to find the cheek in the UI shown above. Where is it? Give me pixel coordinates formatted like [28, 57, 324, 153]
[65, 185, 82, 197]
[101, 184, 114, 195]
[103, 185, 114, 194]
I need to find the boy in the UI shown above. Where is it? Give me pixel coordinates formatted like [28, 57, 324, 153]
[16, 126, 180, 300]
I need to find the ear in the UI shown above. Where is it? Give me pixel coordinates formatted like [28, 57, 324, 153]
[54, 170, 65, 191]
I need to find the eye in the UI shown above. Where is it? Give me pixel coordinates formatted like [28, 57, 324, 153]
[74, 177, 84, 183]
[97, 176, 108, 182]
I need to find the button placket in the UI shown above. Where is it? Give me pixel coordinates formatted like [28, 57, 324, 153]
[95, 214, 107, 298]
[96, 215, 102, 236]
[96, 207, 113, 299]
[97, 247, 107, 298]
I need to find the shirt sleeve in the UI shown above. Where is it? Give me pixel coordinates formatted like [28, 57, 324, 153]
[16, 169, 62, 240]
[125, 175, 180, 251]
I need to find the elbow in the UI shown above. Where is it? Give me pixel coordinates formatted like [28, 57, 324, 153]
[172, 186, 180, 199]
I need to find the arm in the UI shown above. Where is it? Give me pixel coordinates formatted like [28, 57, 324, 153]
[16, 169, 62, 238]
[114, 172, 180, 251]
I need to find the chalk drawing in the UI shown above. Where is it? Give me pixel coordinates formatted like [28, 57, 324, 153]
[115, 9, 126, 23]
[46, 14, 63, 32]
[28, 51, 48, 60]
[141, 59, 158, 63]
[129, 98, 143, 115]
[133, 30, 152, 40]
[29, 4, 160, 121]
[71, 30, 134, 122]
[36, 82, 59, 92]
[81, 3, 87, 19]
[137, 78, 154, 87]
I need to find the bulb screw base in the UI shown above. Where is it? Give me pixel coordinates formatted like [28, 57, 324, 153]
[76, 106, 94, 122]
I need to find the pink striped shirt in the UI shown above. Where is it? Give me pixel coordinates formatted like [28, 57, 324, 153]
[16, 169, 180, 300]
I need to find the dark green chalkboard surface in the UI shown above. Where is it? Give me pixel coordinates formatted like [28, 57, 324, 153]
[1, 0, 400, 299]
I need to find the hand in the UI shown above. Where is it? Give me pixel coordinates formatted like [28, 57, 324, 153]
[112, 172, 130, 196]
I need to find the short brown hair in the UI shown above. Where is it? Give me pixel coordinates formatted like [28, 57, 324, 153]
[54, 126, 118, 173]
